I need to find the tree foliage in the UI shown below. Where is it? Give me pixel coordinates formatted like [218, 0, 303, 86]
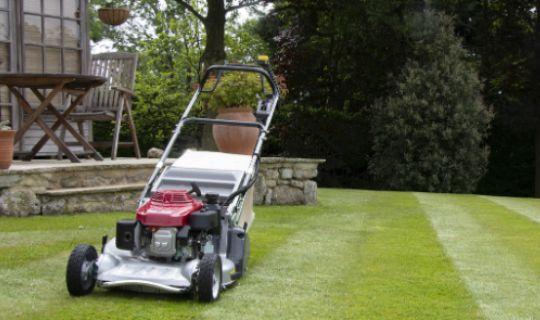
[266, 0, 417, 112]
[204, 72, 270, 111]
[89, 0, 268, 153]
[254, 0, 418, 187]
[173, 0, 270, 66]
[369, 11, 493, 193]
[430, 0, 540, 196]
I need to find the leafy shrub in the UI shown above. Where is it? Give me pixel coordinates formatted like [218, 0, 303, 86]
[369, 11, 493, 193]
[204, 72, 269, 111]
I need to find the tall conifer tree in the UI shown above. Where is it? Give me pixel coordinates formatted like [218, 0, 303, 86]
[369, 10, 493, 193]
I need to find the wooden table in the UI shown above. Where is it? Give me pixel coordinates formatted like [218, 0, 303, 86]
[0, 73, 106, 163]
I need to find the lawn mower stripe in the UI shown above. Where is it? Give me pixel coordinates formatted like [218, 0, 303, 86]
[339, 192, 479, 319]
[0, 252, 71, 319]
[481, 196, 540, 224]
[456, 196, 540, 274]
[0, 238, 101, 269]
[416, 193, 540, 320]
[0, 228, 112, 248]
[203, 190, 477, 320]
[202, 205, 367, 319]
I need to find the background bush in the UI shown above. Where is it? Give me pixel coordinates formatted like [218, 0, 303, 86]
[369, 11, 493, 193]
[265, 104, 371, 188]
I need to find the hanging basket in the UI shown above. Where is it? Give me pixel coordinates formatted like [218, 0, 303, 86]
[98, 7, 130, 26]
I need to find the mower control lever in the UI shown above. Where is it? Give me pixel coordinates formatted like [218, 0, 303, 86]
[189, 182, 202, 197]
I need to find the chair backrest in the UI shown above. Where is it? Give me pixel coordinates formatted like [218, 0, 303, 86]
[87, 52, 138, 112]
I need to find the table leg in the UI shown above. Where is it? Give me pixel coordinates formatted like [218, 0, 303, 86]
[9, 87, 80, 162]
[9, 83, 66, 144]
[30, 88, 104, 161]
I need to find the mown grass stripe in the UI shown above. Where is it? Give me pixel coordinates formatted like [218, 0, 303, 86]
[202, 190, 479, 320]
[481, 195, 540, 224]
[201, 191, 368, 320]
[453, 196, 540, 278]
[0, 252, 71, 319]
[0, 212, 130, 233]
[342, 191, 480, 319]
[416, 192, 540, 319]
[0, 227, 114, 248]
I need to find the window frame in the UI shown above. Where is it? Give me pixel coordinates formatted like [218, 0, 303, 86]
[19, 0, 89, 75]
[0, 0, 16, 124]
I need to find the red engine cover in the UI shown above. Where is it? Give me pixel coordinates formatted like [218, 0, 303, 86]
[136, 190, 203, 227]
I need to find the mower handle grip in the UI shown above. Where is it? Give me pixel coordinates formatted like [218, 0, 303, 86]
[182, 117, 266, 130]
[201, 64, 279, 96]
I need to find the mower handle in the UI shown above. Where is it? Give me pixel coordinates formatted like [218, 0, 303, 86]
[200, 64, 280, 97]
[182, 117, 266, 130]
[139, 63, 280, 206]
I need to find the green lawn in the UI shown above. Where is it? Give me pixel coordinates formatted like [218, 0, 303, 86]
[1, 189, 540, 319]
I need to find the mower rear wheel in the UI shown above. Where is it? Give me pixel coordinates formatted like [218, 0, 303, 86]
[66, 244, 98, 296]
[197, 254, 222, 302]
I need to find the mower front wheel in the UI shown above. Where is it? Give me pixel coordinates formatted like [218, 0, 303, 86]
[197, 254, 222, 302]
[66, 244, 98, 296]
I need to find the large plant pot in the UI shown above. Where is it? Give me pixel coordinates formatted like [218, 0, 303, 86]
[212, 107, 259, 155]
[98, 7, 130, 26]
[0, 130, 15, 170]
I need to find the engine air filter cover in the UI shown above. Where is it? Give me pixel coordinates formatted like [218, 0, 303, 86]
[136, 190, 203, 227]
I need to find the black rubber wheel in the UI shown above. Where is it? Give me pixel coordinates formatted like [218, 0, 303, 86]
[66, 244, 98, 296]
[197, 254, 222, 302]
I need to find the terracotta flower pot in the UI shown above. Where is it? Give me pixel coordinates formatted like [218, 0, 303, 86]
[0, 130, 15, 170]
[212, 107, 259, 155]
[98, 7, 130, 26]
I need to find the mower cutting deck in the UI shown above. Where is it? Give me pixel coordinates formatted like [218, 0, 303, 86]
[66, 62, 279, 302]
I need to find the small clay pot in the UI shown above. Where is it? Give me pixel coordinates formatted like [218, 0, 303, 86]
[212, 107, 259, 155]
[0, 130, 15, 169]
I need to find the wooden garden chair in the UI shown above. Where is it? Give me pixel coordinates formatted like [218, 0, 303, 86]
[63, 52, 141, 159]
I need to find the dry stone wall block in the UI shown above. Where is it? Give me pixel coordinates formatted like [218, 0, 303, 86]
[272, 185, 305, 205]
[291, 180, 304, 188]
[280, 168, 293, 179]
[304, 180, 318, 205]
[293, 169, 318, 180]
[254, 175, 267, 205]
[0, 189, 41, 216]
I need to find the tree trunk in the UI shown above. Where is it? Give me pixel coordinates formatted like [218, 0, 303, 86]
[203, 0, 227, 68]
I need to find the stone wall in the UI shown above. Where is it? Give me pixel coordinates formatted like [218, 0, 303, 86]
[0, 157, 325, 216]
[255, 158, 325, 205]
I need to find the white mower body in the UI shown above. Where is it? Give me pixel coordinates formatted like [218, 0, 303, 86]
[95, 150, 254, 293]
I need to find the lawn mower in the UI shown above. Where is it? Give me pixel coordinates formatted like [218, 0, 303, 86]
[65, 60, 280, 302]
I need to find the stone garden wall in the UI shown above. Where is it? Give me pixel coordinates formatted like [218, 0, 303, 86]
[0, 157, 325, 216]
[255, 158, 325, 205]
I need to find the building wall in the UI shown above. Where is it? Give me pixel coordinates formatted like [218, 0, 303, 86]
[0, 0, 90, 154]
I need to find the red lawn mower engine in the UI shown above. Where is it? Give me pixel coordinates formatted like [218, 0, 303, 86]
[116, 190, 221, 260]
